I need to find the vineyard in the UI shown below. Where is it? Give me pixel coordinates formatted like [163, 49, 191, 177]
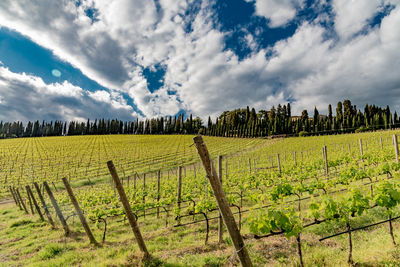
[2, 131, 400, 266]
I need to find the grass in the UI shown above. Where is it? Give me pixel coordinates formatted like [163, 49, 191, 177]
[1, 200, 400, 266]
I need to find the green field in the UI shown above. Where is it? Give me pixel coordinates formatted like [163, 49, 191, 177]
[0, 135, 266, 196]
[2, 131, 400, 266]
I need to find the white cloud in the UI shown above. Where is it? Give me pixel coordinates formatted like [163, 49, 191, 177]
[273, 6, 400, 115]
[0, 67, 134, 122]
[0, 0, 399, 121]
[250, 0, 303, 27]
[332, 0, 382, 40]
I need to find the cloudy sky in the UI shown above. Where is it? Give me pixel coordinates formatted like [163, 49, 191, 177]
[0, 0, 399, 122]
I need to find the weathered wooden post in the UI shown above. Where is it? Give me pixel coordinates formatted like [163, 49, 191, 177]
[293, 151, 297, 166]
[26, 187, 35, 214]
[218, 155, 224, 244]
[248, 158, 252, 173]
[380, 136, 383, 149]
[43, 181, 70, 236]
[107, 161, 149, 259]
[10, 186, 22, 210]
[9, 186, 17, 206]
[225, 159, 228, 179]
[15, 188, 28, 214]
[323, 146, 328, 176]
[193, 136, 253, 267]
[177, 166, 182, 210]
[26, 185, 44, 221]
[157, 170, 161, 218]
[359, 139, 363, 156]
[393, 134, 399, 163]
[34, 182, 55, 227]
[143, 174, 146, 218]
[62, 178, 97, 245]
[277, 153, 281, 174]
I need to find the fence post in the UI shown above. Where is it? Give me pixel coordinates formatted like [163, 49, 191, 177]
[43, 181, 70, 236]
[26, 187, 35, 214]
[143, 174, 146, 218]
[218, 155, 224, 244]
[225, 159, 228, 179]
[393, 134, 399, 163]
[9, 186, 17, 206]
[107, 161, 150, 259]
[177, 166, 182, 210]
[277, 153, 281, 174]
[248, 158, 252, 173]
[10, 186, 22, 210]
[323, 146, 329, 176]
[34, 182, 55, 228]
[193, 136, 253, 267]
[26, 185, 44, 221]
[359, 139, 363, 156]
[62, 178, 97, 245]
[157, 170, 161, 218]
[15, 188, 28, 214]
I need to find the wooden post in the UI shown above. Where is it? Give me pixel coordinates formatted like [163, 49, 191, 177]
[26, 185, 44, 221]
[380, 136, 383, 149]
[277, 154, 281, 174]
[15, 188, 28, 214]
[43, 181, 70, 236]
[62, 178, 97, 245]
[323, 146, 328, 176]
[134, 173, 137, 189]
[393, 134, 399, 163]
[26, 187, 35, 214]
[359, 139, 363, 156]
[143, 174, 146, 218]
[177, 166, 182, 209]
[9, 186, 18, 206]
[193, 136, 253, 267]
[248, 158, 251, 173]
[107, 161, 149, 258]
[218, 155, 224, 244]
[34, 182, 55, 228]
[293, 151, 297, 165]
[157, 170, 161, 218]
[225, 159, 228, 179]
[348, 143, 351, 154]
[10, 186, 22, 210]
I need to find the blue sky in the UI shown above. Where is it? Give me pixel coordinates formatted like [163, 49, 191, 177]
[0, 0, 399, 122]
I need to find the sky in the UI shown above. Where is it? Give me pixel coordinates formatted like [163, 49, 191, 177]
[0, 0, 399, 122]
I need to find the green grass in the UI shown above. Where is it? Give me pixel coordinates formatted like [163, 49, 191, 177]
[1, 200, 400, 266]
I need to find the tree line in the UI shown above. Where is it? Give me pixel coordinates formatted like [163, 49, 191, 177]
[0, 100, 398, 139]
